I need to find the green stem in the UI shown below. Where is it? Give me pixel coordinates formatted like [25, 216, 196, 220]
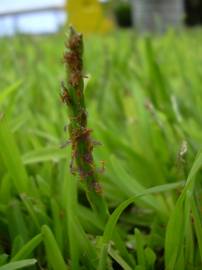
[62, 27, 108, 222]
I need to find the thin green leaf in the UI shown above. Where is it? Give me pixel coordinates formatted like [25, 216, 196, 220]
[98, 181, 183, 270]
[0, 259, 37, 270]
[41, 225, 68, 270]
[11, 234, 42, 262]
[0, 115, 28, 193]
[0, 81, 22, 105]
[22, 147, 67, 165]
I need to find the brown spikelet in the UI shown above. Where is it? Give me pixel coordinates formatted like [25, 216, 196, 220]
[62, 26, 108, 220]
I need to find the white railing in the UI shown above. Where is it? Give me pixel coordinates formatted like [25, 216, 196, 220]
[0, 4, 65, 17]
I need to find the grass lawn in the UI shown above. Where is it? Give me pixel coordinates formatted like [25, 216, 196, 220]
[0, 29, 202, 269]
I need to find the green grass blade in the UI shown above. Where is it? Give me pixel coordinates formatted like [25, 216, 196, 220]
[11, 234, 42, 262]
[103, 181, 184, 244]
[22, 147, 67, 165]
[98, 181, 183, 269]
[51, 199, 64, 252]
[165, 151, 202, 269]
[41, 225, 68, 270]
[0, 81, 22, 105]
[144, 247, 156, 269]
[191, 199, 202, 262]
[65, 167, 98, 269]
[108, 248, 133, 270]
[0, 255, 8, 267]
[0, 259, 37, 270]
[135, 229, 146, 267]
[7, 200, 29, 244]
[0, 115, 28, 193]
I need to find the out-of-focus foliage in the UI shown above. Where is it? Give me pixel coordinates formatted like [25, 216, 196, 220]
[185, 0, 202, 25]
[114, 1, 133, 28]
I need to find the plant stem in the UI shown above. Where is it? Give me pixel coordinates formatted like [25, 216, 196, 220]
[62, 26, 108, 222]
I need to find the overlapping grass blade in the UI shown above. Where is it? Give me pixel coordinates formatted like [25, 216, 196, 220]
[0, 81, 22, 105]
[0, 116, 28, 193]
[165, 151, 202, 269]
[41, 225, 68, 270]
[98, 181, 184, 269]
[11, 234, 42, 262]
[22, 147, 67, 165]
[0, 259, 37, 270]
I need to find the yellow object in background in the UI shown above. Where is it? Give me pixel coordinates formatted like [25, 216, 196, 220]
[67, 0, 114, 34]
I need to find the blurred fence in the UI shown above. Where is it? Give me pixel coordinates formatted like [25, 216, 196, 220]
[132, 0, 184, 32]
[0, 2, 66, 35]
[0, 4, 64, 17]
